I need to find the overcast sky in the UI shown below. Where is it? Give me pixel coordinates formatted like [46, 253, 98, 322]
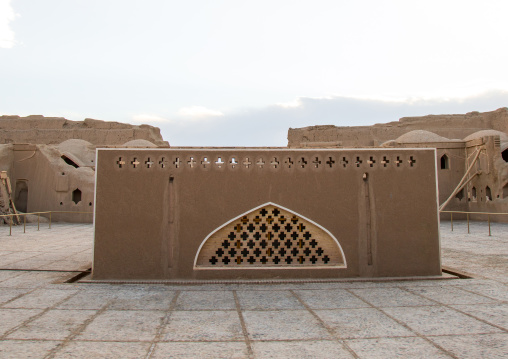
[1, 0, 507, 146]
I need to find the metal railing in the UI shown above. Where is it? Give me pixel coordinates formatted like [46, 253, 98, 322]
[0, 211, 93, 236]
[440, 210, 508, 236]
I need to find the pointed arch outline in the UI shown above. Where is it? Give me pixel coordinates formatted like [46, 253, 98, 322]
[193, 202, 347, 270]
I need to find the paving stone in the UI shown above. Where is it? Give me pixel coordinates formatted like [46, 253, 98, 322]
[350, 287, 436, 307]
[293, 289, 369, 309]
[243, 310, 331, 341]
[0, 288, 31, 305]
[162, 310, 244, 341]
[0, 308, 42, 336]
[251, 340, 354, 359]
[383, 306, 503, 336]
[52, 341, 150, 359]
[0, 340, 61, 359]
[152, 342, 249, 358]
[315, 308, 413, 339]
[3, 288, 77, 309]
[459, 284, 508, 302]
[405, 286, 499, 305]
[7, 309, 96, 340]
[175, 290, 236, 310]
[451, 303, 508, 330]
[346, 337, 452, 359]
[109, 289, 176, 311]
[56, 290, 117, 310]
[236, 290, 304, 310]
[429, 333, 508, 359]
[77, 310, 165, 341]
[0, 271, 73, 288]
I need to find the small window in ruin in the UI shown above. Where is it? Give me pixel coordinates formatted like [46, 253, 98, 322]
[503, 184, 508, 199]
[502, 149, 508, 162]
[61, 155, 79, 168]
[72, 189, 82, 204]
[471, 187, 477, 201]
[455, 189, 464, 201]
[440, 154, 449, 169]
[486, 186, 492, 201]
[89, 202, 92, 206]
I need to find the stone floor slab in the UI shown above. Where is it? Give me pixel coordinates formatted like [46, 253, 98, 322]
[429, 333, 508, 359]
[175, 290, 236, 310]
[293, 289, 369, 309]
[77, 309, 165, 341]
[152, 342, 249, 358]
[405, 286, 499, 305]
[0, 340, 61, 359]
[451, 303, 508, 330]
[236, 290, 304, 310]
[162, 310, 244, 341]
[315, 308, 414, 339]
[350, 287, 436, 307]
[383, 306, 503, 336]
[3, 288, 77, 309]
[7, 309, 96, 340]
[346, 337, 452, 359]
[251, 340, 354, 359]
[243, 310, 331, 341]
[52, 340, 151, 359]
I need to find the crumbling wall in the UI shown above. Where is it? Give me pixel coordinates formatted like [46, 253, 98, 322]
[288, 107, 508, 148]
[0, 116, 169, 147]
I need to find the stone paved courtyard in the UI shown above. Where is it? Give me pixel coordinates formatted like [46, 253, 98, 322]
[0, 221, 506, 358]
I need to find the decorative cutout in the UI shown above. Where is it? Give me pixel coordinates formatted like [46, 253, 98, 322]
[159, 157, 169, 168]
[355, 157, 362, 167]
[256, 158, 265, 168]
[312, 157, 321, 168]
[215, 157, 225, 168]
[230, 157, 238, 169]
[326, 157, 335, 168]
[131, 158, 140, 168]
[201, 157, 211, 168]
[367, 156, 375, 167]
[243, 158, 252, 168]
[381, 156, 389, 167]
[284, 157, 294, 169]
[270, 157, 280, 168]
[341, 157, 349, 168]
[408, 156, 416, 167]
[116, 157, 126, 168]
[145, 158, 154, 168]
[187, 157, 196, 168]
[195, 203, 346, 269]
[173, 157, 181, 168]
[298, 157, 307, 169]
[395, 156, 402, 167]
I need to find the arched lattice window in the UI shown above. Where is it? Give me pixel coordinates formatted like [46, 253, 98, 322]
[194, 203, 346, 269]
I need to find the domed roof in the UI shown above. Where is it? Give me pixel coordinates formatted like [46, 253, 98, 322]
[58, 139, 96, 167]
[463, 130, 508, 142]
[123, 139, 157, 148]
[395, 130, 451, 143]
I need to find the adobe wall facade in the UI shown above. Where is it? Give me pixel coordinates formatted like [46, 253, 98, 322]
[0, 115, 169, 147]
[93, 148, 441, 280]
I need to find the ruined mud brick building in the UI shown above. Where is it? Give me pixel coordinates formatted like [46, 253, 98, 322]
[0, 116, 168, 222]
[289, 107, 508, 219]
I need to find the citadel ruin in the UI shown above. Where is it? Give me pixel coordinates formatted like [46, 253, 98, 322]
[1, 108, 507, 280]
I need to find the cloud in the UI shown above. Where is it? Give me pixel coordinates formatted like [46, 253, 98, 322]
[0, 0, 17, 48]
[131, 114, 172, 124]
[177, 106, 223, 119]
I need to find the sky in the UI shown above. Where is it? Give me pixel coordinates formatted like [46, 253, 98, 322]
[1, 0, 507, 146]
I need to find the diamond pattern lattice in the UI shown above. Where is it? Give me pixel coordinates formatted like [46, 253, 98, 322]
[195, 204, 345, 268]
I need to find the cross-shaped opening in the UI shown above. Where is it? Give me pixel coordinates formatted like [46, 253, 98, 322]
[367, 156, 375, 167]
[270, 157, 279, 168]
[145, 158, 154, 168]
[159, 157, 168, 168]
[395, 156, 402, 167]
[341, 157, 349, 168]
[243, 157, 252, 168]
[312, 157, 321, 168]
[381, 156, 389, 167]
[215, 157, 225, 168]
[299, 157, 307, 168]
[230, 157, 238, 168]
[355, 157, 362, 167]
[187, 157, 196, 168]
[256, 158, 265, 168]
[116, 157, 126, 168]
[408, 156, 416, 167]
[201, 157, 210, 168]
[326, 157, 335, 168]
[285, 157, 294, 168]
[131, 158, 140, 168]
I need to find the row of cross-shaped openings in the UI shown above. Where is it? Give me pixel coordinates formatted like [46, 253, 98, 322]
[115, 155, 417, 169]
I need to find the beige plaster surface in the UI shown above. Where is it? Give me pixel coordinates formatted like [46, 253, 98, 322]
[0, 221, 507, 358]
